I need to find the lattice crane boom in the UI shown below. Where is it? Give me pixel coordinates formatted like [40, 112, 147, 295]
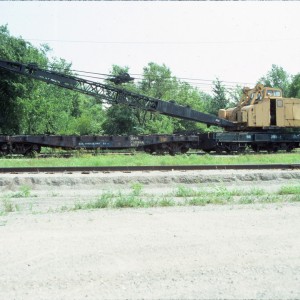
[0, 59, 234, 128]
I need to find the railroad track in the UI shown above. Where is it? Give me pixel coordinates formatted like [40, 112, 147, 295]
[0, 164, 299, 174]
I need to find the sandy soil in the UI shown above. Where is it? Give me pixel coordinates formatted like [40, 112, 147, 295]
[0, 170, 300, 299]
[0, 204, 299, 299]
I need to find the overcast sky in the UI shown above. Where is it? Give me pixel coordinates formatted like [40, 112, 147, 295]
[1, 1, 300, 93]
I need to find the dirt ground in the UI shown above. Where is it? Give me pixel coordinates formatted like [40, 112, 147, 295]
[0, 169, 300, 299]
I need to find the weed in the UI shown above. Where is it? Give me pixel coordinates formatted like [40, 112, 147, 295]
[60, 205, 69, 212]
[146, 199, 159, 207]
[91, 196, 111, 209]
[73, 193, 113, 210]
[188, 197, 208, 206]
[113, 193, 143, 208]
[290, 194, 300, 202]
[11, 185, 32, 198]
[278, 185, 300, 195]
[175, 186, 195, 197]
[131, 183, 143, 197]
[159, 197, 175, 207]
[214, 185, 230, 197]
[73, 201, 84, 210]
[22, 185, 32, 197]
[239, 194, 281, 204]
[2, 198, 15, 212]
[249, 188, 265, 196]
[239, 196, 256, 204]
[207, 196, 227, 205]
[261, 195, 281, 203]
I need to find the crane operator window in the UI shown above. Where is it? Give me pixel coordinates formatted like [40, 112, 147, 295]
[266, 90, 282, 97]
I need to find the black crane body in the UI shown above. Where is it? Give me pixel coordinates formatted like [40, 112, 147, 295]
[0, 59, 299, 155]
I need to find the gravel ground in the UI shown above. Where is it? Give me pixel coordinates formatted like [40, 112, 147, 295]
[0, 169, 300, 299]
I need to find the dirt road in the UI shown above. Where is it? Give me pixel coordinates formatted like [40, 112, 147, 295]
[1, 203, 299, 299]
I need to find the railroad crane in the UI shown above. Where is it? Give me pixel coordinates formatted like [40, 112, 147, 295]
[0, 59, 299, 155]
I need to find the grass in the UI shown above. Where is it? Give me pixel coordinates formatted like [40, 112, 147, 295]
[173, 185, 265, 198]
[278, 185, 300, 195]
[1, 197, 20, 213]
[0, 151, 299, 168]
[1, 183, 299, 215]
[0, 185, 35, 215]
[67, 183, 300, 212]
[10, 185, 32, 198]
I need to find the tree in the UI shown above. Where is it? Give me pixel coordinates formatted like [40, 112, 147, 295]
[102, 104, 138, 135]
[0, 25, 105, 135]
[288, 73, 300, 98]
[140, 62, 174, 98]
[227, 85, 243, 108]
[207, 79, 228, 115]
[137, 62, 209, 133]
[101, 65, 140, 135]
[259, 65, 291, 96]
[102, 62, 211, 135]
[0, 25, 48, 133]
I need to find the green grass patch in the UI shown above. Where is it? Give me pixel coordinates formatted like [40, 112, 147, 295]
[278, 185, 300, 195]
[68, 184, 300, 213]
[187, 196, 226, 206]
[175, 185, 196, 197]
[0, 151, 299, 168]
[10, 185, 32, 198]
[158, 197, 175, 207]
[1, 197, 20, 214]
[290, 194, 300, 202]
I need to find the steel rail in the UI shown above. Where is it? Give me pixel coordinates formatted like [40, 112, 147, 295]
[0, 164, 299, 174]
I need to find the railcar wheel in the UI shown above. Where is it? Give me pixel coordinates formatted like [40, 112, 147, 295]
[25, 150, 38, 158]
[203, 149, 211, 154]
[144, 147, 155, 154]
[215, 148, 223, 154]
[167, 143, 183, 156]
[238, 147, 246, 154]
[24, 145, 41, 157]
[181, 146, 189, 154]
[251, 145, 260, 152]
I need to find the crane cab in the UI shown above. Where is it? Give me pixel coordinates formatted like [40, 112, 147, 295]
[219, 84, 300, 129]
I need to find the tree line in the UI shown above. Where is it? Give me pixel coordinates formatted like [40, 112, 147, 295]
[1, 25, 300, 136]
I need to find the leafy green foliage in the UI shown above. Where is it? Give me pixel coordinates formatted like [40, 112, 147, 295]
[288, 73, 300, 98]
[207, 79, 228, 115]
[102, 62, 211, 134]
[0, 25, 104, 135]
[0, 25, 47, 133]
[102, 104, 138, 135]
[259, 64, 291, 96]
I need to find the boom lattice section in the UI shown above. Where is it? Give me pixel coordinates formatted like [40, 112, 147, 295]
[0, 59, 234, 128]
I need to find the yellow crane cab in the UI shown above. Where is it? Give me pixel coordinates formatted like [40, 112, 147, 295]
[219, 84, 300, 129]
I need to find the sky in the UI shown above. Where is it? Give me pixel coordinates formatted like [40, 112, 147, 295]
[0, 1, 300, 94]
